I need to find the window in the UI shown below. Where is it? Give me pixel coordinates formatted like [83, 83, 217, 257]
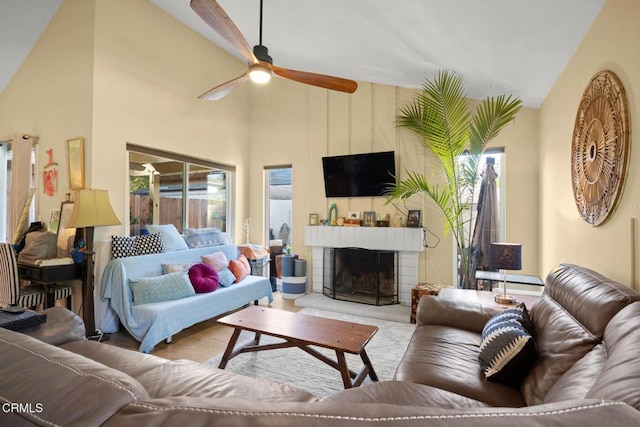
[0, 138, 37, 243]
[128, 144, 234, 236]
[264, 166, 292, 249]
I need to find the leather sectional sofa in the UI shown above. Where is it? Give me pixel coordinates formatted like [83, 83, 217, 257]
[2, 263, 640, 426]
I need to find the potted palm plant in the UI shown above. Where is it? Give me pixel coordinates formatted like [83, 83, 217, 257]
[385, 70, 522, 289]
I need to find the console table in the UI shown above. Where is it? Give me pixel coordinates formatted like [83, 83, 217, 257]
[475, 270, 544, 290]
[439, 287, 541, 310]
[17, 262, 90, 336]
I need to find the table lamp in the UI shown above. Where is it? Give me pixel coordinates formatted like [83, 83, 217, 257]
[489, 242, 522, 304]
[68, 189, 121, 338]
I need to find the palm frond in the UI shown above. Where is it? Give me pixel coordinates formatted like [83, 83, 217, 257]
[389, 70, 522, 260]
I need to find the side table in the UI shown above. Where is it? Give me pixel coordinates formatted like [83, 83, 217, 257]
[438, 287, 541, 310]
[411, 283, 447, 323]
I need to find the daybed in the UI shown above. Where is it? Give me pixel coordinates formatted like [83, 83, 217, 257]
[99, 243, 273, 352]
[2, 263, 640, 426]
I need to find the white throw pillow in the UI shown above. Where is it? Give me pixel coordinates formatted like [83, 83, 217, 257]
[146, 224, 188, 252]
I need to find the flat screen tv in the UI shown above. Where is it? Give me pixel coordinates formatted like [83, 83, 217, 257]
[322, 151, 396, 198]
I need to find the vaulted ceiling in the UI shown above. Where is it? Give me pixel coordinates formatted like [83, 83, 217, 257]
[1, 0, 605, 107]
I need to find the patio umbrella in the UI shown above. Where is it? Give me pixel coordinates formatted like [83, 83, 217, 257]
[471, 158, 500, 288]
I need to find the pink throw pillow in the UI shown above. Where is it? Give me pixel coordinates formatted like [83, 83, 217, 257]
[239, 254, 251, 272]
[188, 263, 219, 293]
[201, 251, 229, 272]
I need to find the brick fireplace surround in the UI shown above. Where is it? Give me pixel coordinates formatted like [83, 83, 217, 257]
[304, 226, 425, 305]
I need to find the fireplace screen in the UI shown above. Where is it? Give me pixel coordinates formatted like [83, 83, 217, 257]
[323, 247, 398, 305]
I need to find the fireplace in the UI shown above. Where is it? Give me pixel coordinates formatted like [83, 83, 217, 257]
[323, 247, 398, 305]
[305, 226, 424, 305]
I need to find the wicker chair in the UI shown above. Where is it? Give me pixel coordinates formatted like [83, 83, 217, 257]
[0, 243, 46, 309]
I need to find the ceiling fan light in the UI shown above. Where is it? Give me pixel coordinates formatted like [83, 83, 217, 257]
[249, 64, 272, 84]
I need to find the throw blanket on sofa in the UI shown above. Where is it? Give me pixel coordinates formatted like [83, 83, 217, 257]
[101, 244, 273, 352]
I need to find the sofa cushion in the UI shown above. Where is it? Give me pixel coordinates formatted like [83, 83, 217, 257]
[521, 264, 640, 406]
[133, 233, 164, 256]
[218, 267, 237, 287]
[478, 305, 537, 385]
[229, 258, 250, 282]
[202, 251, 229, 272]
[586, 302, 640, 410]
[135, 359, 318, 402]
[162, 262, 196, 274]
[146, 224, 189, 252]
[184, 228, 231, 248]
[324, 381, 491, 409]
[112, 235, 136, 258]
[130, 272, 196, 305]
[0, 327, 148, 426]
[188, 263, 219, 293]
[112, 234, 164, 259]
[394, 324, 526, 407]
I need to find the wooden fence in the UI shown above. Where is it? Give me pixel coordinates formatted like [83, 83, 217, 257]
[130, 195, 225, 235]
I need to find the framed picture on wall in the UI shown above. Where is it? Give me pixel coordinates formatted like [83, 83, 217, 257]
[67, 137, 85, 190]
[407, 210, 421, 228]
[56, 201, 76, 256]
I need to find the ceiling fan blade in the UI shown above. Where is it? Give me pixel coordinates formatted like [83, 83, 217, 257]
[190, 0, 257, 64]
[198, 72, 250, 101]
[271, 65, 358, 94]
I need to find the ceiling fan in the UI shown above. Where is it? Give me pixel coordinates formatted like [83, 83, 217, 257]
[191, 0, 358, 101]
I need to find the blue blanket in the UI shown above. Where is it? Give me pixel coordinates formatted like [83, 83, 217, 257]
[101, 245, 273, 352]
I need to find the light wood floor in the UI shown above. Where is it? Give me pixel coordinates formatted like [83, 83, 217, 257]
[103, 293, 301, 363]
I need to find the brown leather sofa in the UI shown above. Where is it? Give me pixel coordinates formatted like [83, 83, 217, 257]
[2, 263, 640, 426]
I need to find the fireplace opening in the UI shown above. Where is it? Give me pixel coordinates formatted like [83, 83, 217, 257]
[323, 247, 398, 306]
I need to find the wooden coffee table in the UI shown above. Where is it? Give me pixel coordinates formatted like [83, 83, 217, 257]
[217, 305, 379, 389]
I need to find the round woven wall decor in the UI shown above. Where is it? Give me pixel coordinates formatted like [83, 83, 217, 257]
[571, 70, 629, 226]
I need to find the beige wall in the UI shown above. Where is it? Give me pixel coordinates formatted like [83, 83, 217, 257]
[249, 80, 540, 287]
[91, 0, 251, 243]
[539, 0, 639, 289]
[0, 0, 95, 224]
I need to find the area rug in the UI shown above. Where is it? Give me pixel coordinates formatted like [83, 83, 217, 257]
[204, 307, 416, 397]
[294, 292, 412, 324]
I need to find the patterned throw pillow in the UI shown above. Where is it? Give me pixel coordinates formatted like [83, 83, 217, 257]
[133, 233, 164, 256]
[184, 228, 231, 248]
[130, 272, 195, 305]
[146, 224, 188, 252]
[161, 263, 195, 274]
[112, 234, 165, 259]
[478, 304, 537, 385]
[112, 235, 135, 259]
[201, 251, 229, 272]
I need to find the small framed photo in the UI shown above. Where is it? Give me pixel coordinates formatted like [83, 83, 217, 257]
[309, 213, 319, 225]
[407, 210, 421, 228]
[347, 211, 360, 220]
[363, 211, 376, 227]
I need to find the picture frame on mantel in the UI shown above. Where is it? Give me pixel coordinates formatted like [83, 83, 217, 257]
[363, 211, 376, 227]
[407, 210, 421, 228]
[67, 137, 85, 190]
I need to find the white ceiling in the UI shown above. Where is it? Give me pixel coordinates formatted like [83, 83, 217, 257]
[1, 0, 605, 108]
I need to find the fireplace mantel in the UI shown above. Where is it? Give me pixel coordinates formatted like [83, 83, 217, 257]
[304, 226, 424, 251]
[304, 226, 424, 305]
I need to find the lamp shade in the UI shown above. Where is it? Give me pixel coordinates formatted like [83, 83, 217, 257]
[67, 189, 121, 228]
[489, 243, 522, 271]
